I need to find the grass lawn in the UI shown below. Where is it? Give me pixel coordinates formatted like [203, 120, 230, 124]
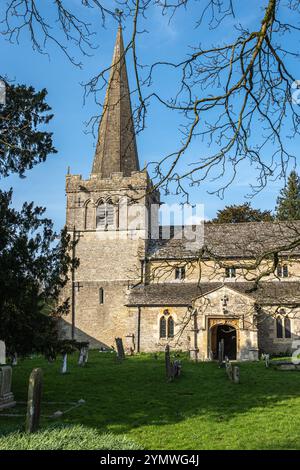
[1, 351, 300, 450]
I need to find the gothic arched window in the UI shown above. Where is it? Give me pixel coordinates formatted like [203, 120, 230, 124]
[160, 316, 167, 338]
[284, 316, 291, 339]
[276, 316, 283, 338]
[96, 202, 115, 229]
[167, 316, 174, 338]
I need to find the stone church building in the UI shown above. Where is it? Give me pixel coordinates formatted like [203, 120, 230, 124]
[62, 27, 300, 361]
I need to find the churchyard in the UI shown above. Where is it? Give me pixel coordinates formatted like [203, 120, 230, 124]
[1, 349, 300, 450]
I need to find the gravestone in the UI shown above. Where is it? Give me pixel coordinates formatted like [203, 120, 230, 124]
[25, 368, 43, 433]
[78, 343, 89, 366]
[125, 334, 135, 355]
[61, 353, 68, 374]
[265, 354, 270, 368]
[225, 358, 233, 381]
[165, 345, 172, 380]
[12, 353, 17, 366]
[0, 340, 6, 365]
[218, 339, 224, 367]
[233, 366, 240, 384]
[0, 366, 16, 410]
[115, 337, 125, 361]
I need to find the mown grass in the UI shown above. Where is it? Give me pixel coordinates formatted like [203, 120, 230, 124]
[1, 351, 300, 450]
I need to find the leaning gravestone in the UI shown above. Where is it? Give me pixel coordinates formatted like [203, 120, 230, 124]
[115, 338, 125, 361]
[0, 340, 6, 365]
[0, 366, 16, 410]
[25, 368, 43, 433]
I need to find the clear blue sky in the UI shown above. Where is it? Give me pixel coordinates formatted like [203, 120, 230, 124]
[1, 0, 299, 231]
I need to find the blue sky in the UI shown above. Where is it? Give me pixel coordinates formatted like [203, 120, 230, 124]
[1, 0, 299, 230]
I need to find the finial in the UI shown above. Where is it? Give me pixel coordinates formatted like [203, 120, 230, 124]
[67, 166, 70, 175]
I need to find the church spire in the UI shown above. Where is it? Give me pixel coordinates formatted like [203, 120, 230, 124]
[91, 26, 140, 177]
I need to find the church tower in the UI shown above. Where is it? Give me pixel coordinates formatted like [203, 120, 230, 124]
[63, 27, 159, 348]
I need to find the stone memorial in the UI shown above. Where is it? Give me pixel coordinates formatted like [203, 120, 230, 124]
[0, 340, 6, 365]
[0, 366, 16, 410]
[115, 337, 125, 361]
[61, 353, 68, 374]
[25, 368, 43, 433]
[233, 366, 240, 384]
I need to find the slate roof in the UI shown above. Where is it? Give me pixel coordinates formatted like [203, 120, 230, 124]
[126, 281, 300, 306]
[147, 221, 300, 259]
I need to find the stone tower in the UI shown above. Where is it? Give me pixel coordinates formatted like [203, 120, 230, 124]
[63, 26, 159, 348]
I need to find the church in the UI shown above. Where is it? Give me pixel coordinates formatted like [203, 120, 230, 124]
[61, 27, 300, 361]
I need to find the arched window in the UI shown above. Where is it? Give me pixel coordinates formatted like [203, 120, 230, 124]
[160, 317, 167, 338]
[96, 202, 115, 229]
[284, 316, 291, 339]
[167, 316, 174, 338]
[276, 316, 283, 338]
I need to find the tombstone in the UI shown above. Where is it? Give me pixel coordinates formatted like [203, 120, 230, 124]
[61, 353, 68, 374]
[115, 337, 125, 361]
[0, 340, 6, 365]
[265, 354, 270, 368]
[0, 366, 16, 410]
[165, 345, 172, 380]
[225, 358, 233, 381]
[125, 334, 135, 355]
[78, 343, 89, 366]
[25, 368, 43, 433]
[233, 366, 240, 384]
[218, 339, 224, 367]
[12, 353, 17, 366]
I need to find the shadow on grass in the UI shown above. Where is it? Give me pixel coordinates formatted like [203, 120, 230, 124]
[1, 351, 300, 449]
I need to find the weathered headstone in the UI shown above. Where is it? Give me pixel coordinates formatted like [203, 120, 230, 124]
[25, 368, 43, 433]
[61, 353, 68, 374]
[225, 358, 233, 381]
[265, 354, 270, 368]
[12, 353, 17, 366]
[233, 366, 240, 384]
[0, 340, 6, 365]
[165, 345, 172, 380]
[115, 337, 125, 361]
[218, 339, 224, 367]
[125, 334, 135, 355]
[78, 343, 89, 366]
[0, 366, 16, 410]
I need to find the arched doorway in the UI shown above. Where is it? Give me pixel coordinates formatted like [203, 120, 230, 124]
[210, 324, 237, 360]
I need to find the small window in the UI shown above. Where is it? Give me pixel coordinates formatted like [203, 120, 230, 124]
[160, 316, 167, 338]
[284, 316, 291, 339]
[225, 267, 236, 278]
[167, 317, 174, 338]
[175, 267, 185, 280]
[99, 287, 104, 304]
[277, 264, 289, 278]
[276, 316, 283, 338]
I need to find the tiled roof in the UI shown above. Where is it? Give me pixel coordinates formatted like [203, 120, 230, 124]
[126, 281, 300, 306]
[147, 221, 300, 259]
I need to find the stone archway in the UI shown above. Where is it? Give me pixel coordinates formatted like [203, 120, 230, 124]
[210, 323, 237, 360]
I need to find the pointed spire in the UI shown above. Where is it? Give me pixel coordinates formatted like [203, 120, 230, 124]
[91, 26, 140, 177]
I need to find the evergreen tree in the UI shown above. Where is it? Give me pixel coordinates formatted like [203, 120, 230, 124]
[212, 202, 273, 224]
[0, 82, 57, 177]
[0, 81, 76, 357]
[275, 171, 300, 220]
